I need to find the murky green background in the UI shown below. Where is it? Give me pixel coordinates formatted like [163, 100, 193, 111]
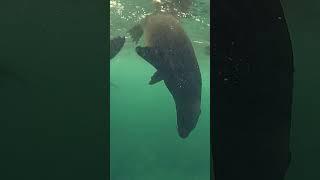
[110, 0, 210, 179]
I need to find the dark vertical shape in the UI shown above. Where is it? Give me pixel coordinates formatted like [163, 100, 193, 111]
[212, 0, 294, 179]
[110, 36, 125, 60]
[107, 1, 111, 179]
[0, 1, 109, 180]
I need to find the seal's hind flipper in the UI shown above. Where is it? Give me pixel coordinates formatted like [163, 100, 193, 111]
[149, 71, 163, 85]
[110, 36, 125, 60]
[127, 24, 143, 44]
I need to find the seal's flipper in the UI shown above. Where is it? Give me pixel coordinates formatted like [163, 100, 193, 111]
[135, 46, 166, 71]
[110, 36, 125, 60]
[127, 24, 143, 44]
[136, 46, 176, 72]
[149, 71, 163, 85]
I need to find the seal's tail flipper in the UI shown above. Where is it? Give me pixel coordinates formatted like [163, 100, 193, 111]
[110, 36, 125, 60]
[127, 24, 143, 44]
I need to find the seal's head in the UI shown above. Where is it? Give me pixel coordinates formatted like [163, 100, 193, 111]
[176, 99, 201, 138]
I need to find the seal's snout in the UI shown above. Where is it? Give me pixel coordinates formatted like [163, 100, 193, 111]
[176, 102, 201, 139]
[178, 127, 190, 139]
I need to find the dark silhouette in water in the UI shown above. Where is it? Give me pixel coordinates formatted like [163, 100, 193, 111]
[110, 36, 125, 60]
[212, 0, 294, 179]
[110, 36, 125, 88]
[128, 14, 202, 139]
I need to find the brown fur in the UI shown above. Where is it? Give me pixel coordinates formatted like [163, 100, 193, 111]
[143, 14, 187, 47]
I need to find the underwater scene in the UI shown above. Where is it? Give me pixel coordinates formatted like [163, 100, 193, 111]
[110, 0, 210, 179]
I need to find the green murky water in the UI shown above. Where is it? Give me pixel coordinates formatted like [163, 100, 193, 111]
[110, 0, 210, 179]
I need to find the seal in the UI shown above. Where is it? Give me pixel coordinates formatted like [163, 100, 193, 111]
[128, 14, 202, 138]
[110, 36, 125, 88]
[110, 36, 125, 60]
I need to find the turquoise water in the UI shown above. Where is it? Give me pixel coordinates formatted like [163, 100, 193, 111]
[110, 0, 210, 179]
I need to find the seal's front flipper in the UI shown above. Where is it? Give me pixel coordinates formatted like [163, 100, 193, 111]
[149, 71, 164, 85]
[135, 46, 165, 71]
[127, 24, 143, 44]
[110, 36, 125, 60]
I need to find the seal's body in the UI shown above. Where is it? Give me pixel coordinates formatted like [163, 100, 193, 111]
[129, 14, 202, 138]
